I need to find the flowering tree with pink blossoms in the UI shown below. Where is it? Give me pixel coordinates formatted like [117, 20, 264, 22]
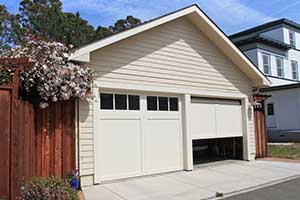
[1, 36, 94, 108]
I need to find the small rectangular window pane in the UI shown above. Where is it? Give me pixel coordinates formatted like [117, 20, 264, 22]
[292, 61, 298, 80]
[129, 95, 140, 110]
[115, 94, 127, 110]
[262, 54, 270, 75]
[169, 98, 179, 111]
[159, 97, 169, 111]
[276, 57, 283, 77]
[290, 31, 296, 47]
[147, 96, 157, 111]
[267, 103, 274, 116]
[100, 93, 113, 109]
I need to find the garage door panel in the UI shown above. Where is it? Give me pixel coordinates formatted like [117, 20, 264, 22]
[190, 103, 216, 139]
[190, 97, 243, 140]
[95, 92, 182, 182]
[98, 119, 142, 180]
[99, 111, 141, 118]
[144, 119, 182, 173]
[216, 104, 243, 137]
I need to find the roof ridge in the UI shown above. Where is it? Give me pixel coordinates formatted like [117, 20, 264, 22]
[229, 18, 300, 38]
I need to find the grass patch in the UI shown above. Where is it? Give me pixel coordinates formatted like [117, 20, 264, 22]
[268, 144, 300, 160]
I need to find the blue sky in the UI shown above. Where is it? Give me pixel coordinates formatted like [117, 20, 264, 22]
[2, 0, 300, 35]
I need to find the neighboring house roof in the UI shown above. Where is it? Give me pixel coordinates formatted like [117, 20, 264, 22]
[260, 82, 300, 92]
[233, 35, 292, 50]
[69, 4, 270, 87]
[229, 18, 300, 39]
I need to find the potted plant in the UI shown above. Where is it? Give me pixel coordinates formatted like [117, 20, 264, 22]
[67, 170, 79, 190]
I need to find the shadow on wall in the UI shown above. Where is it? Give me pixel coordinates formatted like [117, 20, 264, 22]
[87, 17, 251, 95]
[268, 129, 300, 143]
[78, 99, 93, 123]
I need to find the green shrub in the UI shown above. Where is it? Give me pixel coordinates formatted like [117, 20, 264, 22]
[216, 192, 224, 197]
[20, 177, 78, 200]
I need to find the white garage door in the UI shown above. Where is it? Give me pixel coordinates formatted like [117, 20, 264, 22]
[190, 97, 243, 139]
[95, 92, 182, 182]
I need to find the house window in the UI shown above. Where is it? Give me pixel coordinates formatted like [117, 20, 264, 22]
[100, 93, 113, 109]
[267, 103, 274, 116]
[262, 54, 271, 75]
[289, 31, 296, 47]
[276, 57, 284, 77]
[291, 61, 299, 80]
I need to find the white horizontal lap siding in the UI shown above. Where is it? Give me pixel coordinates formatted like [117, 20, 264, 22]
[248, 108, 256, 159]
[78, 99, 95, 186]
[89, 17, 252, 95]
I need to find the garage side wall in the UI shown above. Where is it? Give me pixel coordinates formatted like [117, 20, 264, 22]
[78, 99, 94, 186]
[249, 108, 256, 160]
[78, 16, 256, 186]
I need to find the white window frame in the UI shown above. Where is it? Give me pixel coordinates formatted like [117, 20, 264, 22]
[262, 53, 271, 75]
[276, 56, 284, 78]
[289, 31, 296, 48]
[100, 93, 141, 111]
[147, 96, 179, 112]
[291, 60, 299, 80]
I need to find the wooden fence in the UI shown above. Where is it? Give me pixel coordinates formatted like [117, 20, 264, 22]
[0, 58, 76, 200]
[253, 94, 269, 158]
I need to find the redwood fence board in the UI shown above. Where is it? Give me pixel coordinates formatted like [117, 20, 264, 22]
[0, 89, 11, 200]
[0, 58, 76, 200]
[253, 95, 268, 158]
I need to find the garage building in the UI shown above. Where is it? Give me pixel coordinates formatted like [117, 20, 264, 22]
[70, 5, 270, 186]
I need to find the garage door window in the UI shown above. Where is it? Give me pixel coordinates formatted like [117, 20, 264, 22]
[100, 93, 140, 110]
[147, 96, 179, 111]
[115, 94, 127, 110]
[129, 95, 140, 110]
[147, 96, 158, 110]
[169, 98, 179, 111]
[159, 97, 169, 111]
[100, 93, 113, 109]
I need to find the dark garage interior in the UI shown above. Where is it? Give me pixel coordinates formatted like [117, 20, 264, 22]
[193, 137, 243, 165]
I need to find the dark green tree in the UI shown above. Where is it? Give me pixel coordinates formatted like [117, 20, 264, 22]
[0, 0, 141, 50]
[109, 15, 142, 33]
[94, 25, 112, 41]
[18, 0, 114, 47]
[19, 0, 65, 40]
[0, 5, 21, 52]
[62, 12, 97, 47]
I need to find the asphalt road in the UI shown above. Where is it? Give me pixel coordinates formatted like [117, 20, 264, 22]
[224, 177, 300, 200]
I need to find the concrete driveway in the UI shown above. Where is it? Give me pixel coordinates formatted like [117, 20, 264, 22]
[83, 160, 300, 200]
